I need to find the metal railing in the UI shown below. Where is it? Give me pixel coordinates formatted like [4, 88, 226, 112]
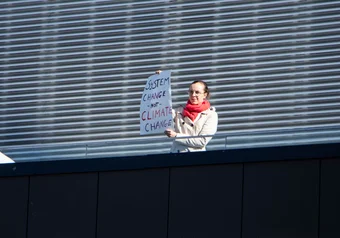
[1, 124, 340, 162]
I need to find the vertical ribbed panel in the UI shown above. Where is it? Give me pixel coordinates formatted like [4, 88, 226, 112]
[1, 0, 340, 161]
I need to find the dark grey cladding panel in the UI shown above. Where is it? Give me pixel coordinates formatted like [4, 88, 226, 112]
[97, 168, 169, 238]
[27, 173, 98, 238]
[242, 160, 319, 238]
[168, 164, 243, 238]
[320, 159, 340, 238]
[0, 176, 29, 238]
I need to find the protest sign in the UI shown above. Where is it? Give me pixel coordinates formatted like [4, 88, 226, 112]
[140, 70, 172, 135]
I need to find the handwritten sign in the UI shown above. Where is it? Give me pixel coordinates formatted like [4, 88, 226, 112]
[140, 70, 172, 135]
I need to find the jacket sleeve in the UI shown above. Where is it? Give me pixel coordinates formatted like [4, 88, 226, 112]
[175, 111, 218, 148]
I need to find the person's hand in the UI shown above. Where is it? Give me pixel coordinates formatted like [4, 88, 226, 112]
[164, 129, 177, 138]
[155, 70, 162, 74]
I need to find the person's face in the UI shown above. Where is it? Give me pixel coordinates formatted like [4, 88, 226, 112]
[188, 82, 207, 104]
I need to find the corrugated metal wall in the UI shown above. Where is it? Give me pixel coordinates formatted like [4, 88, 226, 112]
[1, 0, 340, 161]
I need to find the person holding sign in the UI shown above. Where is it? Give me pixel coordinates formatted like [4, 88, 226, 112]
[156, 70, 218, 153]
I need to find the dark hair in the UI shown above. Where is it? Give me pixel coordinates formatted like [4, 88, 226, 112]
[191, 80, 210, 99]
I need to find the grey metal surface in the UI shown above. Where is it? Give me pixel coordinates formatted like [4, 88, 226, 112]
[1, 1, 340, 161]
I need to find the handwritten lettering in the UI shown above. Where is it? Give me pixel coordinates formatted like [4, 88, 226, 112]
[141, 106, 172, 121]
[144, 119, 172, 132]
[140, 70, 172, 135]
[144, 77, 170, 90]
[142, 90, 166, 101]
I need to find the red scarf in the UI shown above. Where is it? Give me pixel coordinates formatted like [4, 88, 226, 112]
[182, 100, 210, 122]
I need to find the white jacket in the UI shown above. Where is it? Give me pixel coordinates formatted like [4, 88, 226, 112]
[170, 106, 218, 153]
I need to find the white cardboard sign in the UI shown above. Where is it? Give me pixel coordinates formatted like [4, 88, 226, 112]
[140, 70, 172, 135]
